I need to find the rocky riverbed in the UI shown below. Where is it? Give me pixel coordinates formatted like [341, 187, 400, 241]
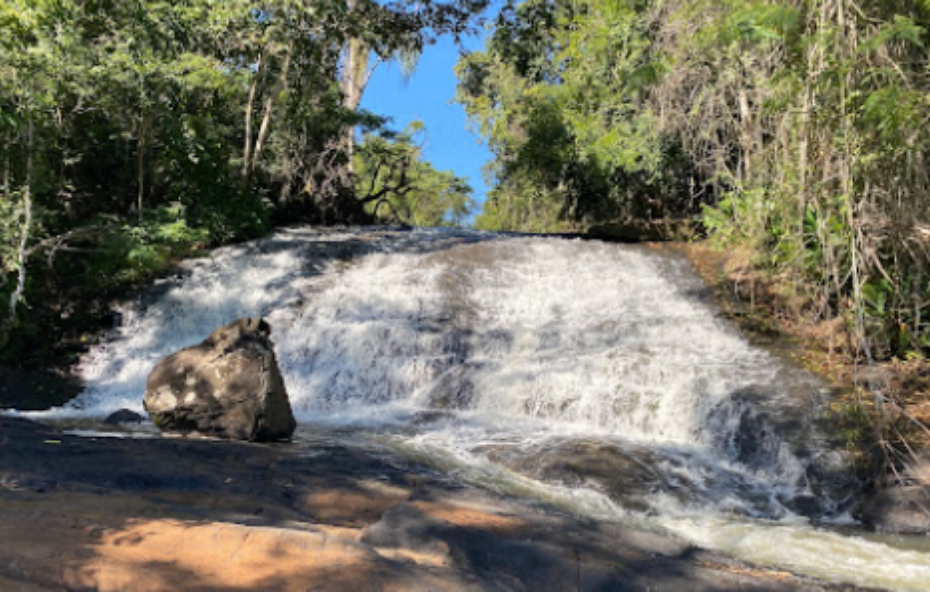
[0, 415, 877, 592]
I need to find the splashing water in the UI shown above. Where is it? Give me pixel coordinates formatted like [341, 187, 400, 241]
[34, 227, 930, 590]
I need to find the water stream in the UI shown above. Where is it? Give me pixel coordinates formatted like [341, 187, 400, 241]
[30, 227, 930, 590]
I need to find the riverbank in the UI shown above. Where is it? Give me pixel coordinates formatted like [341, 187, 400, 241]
[0, 415, 880, 592]
[669, 240, 930, 534]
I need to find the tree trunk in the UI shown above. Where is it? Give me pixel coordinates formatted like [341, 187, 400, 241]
[137, 113, 146, 221]
[341, 32, 373, 176]
[243, 52, 266, 184]
[251, 52, 291, 179]
[0, 115, 33, 349]
[737, 89, 752, 182]
[797, 83, 812, 231]
[2, 128, 9, 193]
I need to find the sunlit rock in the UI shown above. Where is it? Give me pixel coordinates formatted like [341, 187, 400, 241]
[143, 317, 296, 441]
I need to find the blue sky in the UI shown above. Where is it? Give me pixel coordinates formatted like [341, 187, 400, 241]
[360, 32, 492, 217]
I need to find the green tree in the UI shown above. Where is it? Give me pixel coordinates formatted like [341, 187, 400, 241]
[458, 0, 930, 359]
[457, 0, 696, 232]
[355, 124, 475, 227]
[0, 0, 487, 361]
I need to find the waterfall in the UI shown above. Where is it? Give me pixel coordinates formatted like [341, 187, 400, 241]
[41, 226, 930, 590]
[67, 227, 841, 515]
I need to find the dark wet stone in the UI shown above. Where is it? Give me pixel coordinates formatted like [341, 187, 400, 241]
[733, 410, 781, 471]
[803, 451, 861, 518]
[861, 485, 930, 534]
[861, 453, 930, 534]
[104, 409, 144, 425]
[420, 364, 480, 410]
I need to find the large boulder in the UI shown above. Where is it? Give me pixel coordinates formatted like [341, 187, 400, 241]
[143, 318, 296, 441]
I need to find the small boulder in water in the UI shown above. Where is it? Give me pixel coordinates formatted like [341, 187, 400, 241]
[143, 318, 296, 442]
[104, 409, 144, 425]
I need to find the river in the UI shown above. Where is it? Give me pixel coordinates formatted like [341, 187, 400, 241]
[33, 226, 930, 590]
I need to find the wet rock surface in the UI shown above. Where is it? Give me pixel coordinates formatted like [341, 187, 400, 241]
[0, 416, 877, 592]
[862, 485, 930, 534]
[862, 452, 930, 534]
[476, 437, 813, 518]
[143, 317, 296, 441]
[104, 408, 144, 425]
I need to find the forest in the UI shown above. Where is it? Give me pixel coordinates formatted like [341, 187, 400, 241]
[457, 0, 930, 369]
[0, 0, 479, 361]
[2, 0, 930, 375]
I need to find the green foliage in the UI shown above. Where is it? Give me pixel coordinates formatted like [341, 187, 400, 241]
[719, 3, 800, 45]
[864, 15, 925, 51]
[0, 0, 487, 363]
[690, 0, 930, 359]
[456, 0, 699, 232]
[122, 204, 212, 280]
[827, 397, 874, 452]
[0, 192, 23, 278]
[355, 126, 475, 227]
[460, 0, 930, 360]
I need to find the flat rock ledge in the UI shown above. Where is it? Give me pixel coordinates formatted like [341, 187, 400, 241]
[0, 417, 884, 592]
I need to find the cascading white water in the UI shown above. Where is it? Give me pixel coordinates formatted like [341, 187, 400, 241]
[41, 227, 930, 590]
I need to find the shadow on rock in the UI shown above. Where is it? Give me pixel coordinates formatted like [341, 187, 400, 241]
[0, 417, 879, 591]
